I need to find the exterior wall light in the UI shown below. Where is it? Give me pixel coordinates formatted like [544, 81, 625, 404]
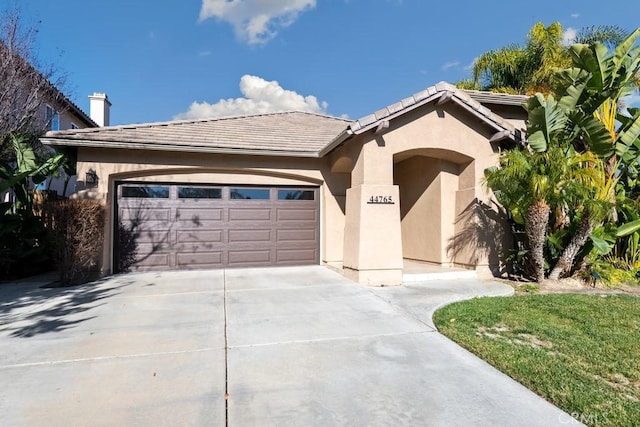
[85, 168, 99, 187]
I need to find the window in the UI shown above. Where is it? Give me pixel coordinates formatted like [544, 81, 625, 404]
[278, 189, 315, 200]
[178, 187, 221, 199]
[45, 105, 59, 131]
[230, 188, 270, 200]
[121, 186, 169, 198]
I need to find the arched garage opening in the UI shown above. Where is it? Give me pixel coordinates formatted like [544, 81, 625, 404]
[393, 148, 475, 266]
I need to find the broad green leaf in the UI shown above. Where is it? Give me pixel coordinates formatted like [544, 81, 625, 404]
[589, 233, 614, 255]
[526, 94, 567, 152]
[615, 109, 640, 159]
[12, 137, 37, 173]
[616, 219, 640, 237]
[569, 43, 604, 91]
[611, 28, 640, 86]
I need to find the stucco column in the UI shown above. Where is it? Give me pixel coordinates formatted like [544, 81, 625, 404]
[342, 183, 403, 286]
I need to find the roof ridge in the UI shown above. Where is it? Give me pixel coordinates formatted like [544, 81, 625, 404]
[349, 81, 517, 135]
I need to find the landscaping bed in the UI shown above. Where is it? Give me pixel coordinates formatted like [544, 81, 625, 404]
[433, 294, 640, 426]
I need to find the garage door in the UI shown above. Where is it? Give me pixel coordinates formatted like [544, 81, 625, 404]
[115, 183, 319, 272]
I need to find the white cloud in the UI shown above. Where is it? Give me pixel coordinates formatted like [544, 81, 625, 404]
[199, 0, 316, 45]
[570, 13, 580, 19]
[174, 75, 328, 120]
[563, 27, 577, 46]
[442, 61, 460, 71]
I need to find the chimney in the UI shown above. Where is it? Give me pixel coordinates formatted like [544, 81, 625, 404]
[89, 92, 111, 127]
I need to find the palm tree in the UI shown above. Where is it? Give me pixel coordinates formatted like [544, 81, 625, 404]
[523, 29, 640, 279]
[574, 25, 628, 47]
[464, 23, 631, 95]
[485, 144, 582, 281]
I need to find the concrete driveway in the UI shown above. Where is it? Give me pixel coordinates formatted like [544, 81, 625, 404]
[0, 266, 579, 426]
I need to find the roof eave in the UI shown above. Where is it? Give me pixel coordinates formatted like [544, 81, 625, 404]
[317, 128, 354, 157]
[40, 138, 322, 158]
[350, 91, 518, 142]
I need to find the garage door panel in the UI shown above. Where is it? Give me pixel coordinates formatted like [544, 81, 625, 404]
[120, 207, 171, 222]
[175, 208, 223, 222]
[134, 230, 172, 245]
[117, 184, 318, 271]
[133, 252, 171, 268]
[177, 251, 223, 267]
[229, 208, 271, 221]
[276, 249, 317, 264]
[276, 208, 317, 221]
[229, 229, 271, 243]
[228, 250, 272, 265]
[277, 228, 316, 242]
[176, 230, 223, 243]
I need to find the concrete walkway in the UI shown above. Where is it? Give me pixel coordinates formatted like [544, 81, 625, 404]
[0, 267, 580, 426]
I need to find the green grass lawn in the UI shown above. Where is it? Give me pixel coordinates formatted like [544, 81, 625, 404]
[433, 294, 640, 426]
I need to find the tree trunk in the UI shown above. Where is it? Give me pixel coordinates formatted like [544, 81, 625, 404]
[525, 199, 551, 282]
[548, 212, 594, 280]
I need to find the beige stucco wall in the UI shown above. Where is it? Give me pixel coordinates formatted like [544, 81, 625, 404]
[336, 101, 511, 282]
[74, 147, 348, 275]
[70, 99, 520, 282]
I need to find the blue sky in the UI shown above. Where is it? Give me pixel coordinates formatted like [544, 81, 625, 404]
[9, 0, 640, 125]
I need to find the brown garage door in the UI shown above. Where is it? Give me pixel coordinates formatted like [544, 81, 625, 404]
[115, 184, 319, 272]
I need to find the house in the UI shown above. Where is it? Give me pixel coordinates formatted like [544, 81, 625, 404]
[34, 93, 110, 196]
[0, 39, 105, 198]
[40, 82, 528, 285]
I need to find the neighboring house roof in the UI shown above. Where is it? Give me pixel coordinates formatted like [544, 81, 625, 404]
[42, 82, 527, 158]
[464, 90, 529, 107]
[59, 95, 97, 128]
[0, 41, 97, 129]
[41, 111, 352, 157]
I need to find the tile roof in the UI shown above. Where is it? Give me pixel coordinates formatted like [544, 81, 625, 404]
[349, 82, 522, 136]
[42, 82, 527, 158]
[41, 111, 352, 157]
[464, 90, 529, 106]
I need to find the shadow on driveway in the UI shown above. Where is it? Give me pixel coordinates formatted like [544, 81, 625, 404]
[0, 275, 134, 338]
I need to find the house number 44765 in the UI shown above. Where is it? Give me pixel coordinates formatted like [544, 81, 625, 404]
[367, 196, 394, 205]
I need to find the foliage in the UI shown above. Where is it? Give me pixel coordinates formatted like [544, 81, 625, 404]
[0, 208, 53, 279]
[485, 144, 607, 281]
[0, 133, 64, 213]
[434, 294, 640, 426]
[46, 199, 105, 285]
[459, 22, 630, 95]
[586, 256, 640, 287]
[485, 28, 640, 282]
[0, 6, 67, 155]
[575, 25, 629, 48]
[0, 133, 65, 279]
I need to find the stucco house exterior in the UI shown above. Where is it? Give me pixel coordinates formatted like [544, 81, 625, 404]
[40, 82, 528, 285]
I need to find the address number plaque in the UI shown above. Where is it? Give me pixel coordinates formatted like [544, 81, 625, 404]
[367, 195, 395, 205]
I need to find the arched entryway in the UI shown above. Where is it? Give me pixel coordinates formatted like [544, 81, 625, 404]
[393, 148, 475, 267]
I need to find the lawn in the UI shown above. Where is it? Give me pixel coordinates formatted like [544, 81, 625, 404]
[433, 294, 640, 427]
